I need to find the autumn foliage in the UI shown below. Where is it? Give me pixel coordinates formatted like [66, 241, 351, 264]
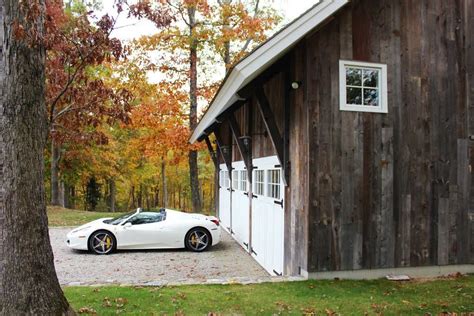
[43, 0, 280, 212]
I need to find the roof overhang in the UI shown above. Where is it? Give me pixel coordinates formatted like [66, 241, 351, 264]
[190, 0, 350, 143]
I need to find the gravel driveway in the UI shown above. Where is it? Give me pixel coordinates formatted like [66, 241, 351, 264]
[50, 228, 270, 286]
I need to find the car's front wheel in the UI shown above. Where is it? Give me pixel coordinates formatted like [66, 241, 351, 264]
[88, 230, 116, 255]
[185, 228, 211, 252]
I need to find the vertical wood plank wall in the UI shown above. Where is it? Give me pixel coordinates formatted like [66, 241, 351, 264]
[304, 0, 474, 272]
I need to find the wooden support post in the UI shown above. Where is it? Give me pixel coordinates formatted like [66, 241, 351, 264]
[255, 87, 287, 185]
[228, 113, 252, 181]
[283, 63, 291, 186]
[204, 136, 218, 169]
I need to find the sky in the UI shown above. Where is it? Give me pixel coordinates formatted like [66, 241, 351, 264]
[100, 0, 319, 42]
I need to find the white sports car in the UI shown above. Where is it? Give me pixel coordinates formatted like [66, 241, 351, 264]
[66, 208, 221, 254]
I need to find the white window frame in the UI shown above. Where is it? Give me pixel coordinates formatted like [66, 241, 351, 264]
[224, 171, 230, 188]
[266, 169, 281, 200]
[239, 170, 248, 192]
[339, 60, 388, 114]
[232, 170, 239, 190]
[253, 170, 265, 196]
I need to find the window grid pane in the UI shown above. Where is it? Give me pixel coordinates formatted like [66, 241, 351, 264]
[254, 170, 265, 196]
[240, 170, 247, 191]
[267, 169, 281, 199]
[232, 170, 239, 190]
[224, 171, 230, 188]
[345, 65, 380, 107]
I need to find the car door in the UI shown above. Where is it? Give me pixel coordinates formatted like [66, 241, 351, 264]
[116, 212, 167, 249]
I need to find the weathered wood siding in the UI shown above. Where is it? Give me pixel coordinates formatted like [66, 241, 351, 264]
[303, 0, 474, 272]
[213, 0, 473, 274]
[250, 74, 285, 159]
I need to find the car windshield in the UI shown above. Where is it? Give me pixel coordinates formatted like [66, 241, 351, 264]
[105, 211, 136, 225]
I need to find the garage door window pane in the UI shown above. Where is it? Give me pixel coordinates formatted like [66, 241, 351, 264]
[232, 170, 239, 190]
[267, 169, 281, 199]
[224, 171, 230, 188]
[254, 170, 265, 196]
[240, 170, 247, 191]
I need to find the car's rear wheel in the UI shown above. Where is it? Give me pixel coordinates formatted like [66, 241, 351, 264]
[88, 230, 116, 255]
[185, 228, 211, 252]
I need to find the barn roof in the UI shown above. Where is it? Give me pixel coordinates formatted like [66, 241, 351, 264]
[190, 0, 349, 143]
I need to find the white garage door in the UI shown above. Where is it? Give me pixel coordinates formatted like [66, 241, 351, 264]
[231, 161, 250, 250]
[218, 164, 231, 232]
[251, 156, 285, 276]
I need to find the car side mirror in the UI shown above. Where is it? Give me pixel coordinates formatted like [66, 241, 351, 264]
[124, 222, 132, 228]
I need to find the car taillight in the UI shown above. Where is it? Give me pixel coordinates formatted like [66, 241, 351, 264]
[211, 219, 220, 226]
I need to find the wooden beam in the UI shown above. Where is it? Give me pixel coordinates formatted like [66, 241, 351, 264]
[255, 87, 287, 186]
[197, 122, 219, 142]
[215, 100, 246, 123]
[228, 113, 252, 180]
[214, 131, 232, 173]
[204, 136, 218, 169]
[238, 57, 289, 99]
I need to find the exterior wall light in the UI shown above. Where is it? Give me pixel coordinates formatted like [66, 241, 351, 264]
[291, 81, 302, 90]
[221, 145, 230, 155]
[239, 136, 252, 150]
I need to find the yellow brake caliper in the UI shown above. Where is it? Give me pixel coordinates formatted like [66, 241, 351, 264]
[191, 234, 197, 246]
[105, 236, 111, 249]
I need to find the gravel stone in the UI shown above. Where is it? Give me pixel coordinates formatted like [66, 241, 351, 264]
[50, 228, 271, 286]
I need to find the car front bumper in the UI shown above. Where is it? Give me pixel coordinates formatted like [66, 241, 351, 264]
[66, 232, 89, 250]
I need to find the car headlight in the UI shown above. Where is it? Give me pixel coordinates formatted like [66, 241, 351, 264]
[71, 226, 91, 234]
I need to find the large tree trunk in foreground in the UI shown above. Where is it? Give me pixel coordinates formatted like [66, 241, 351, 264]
[0, 0, 73, 314]
[188, 6, 202, 213]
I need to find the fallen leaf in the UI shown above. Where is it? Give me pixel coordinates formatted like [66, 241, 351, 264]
[78, 307, 97, 315]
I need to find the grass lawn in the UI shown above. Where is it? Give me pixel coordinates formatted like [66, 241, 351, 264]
[65, 275, 474, 315]
[47, 206, 123, 227]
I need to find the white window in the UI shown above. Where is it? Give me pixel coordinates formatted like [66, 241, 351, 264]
[219, 171, 225, 187]
[232, 170, 239, 190]
[223, 171, 230, 188]
[254, 170, 265, 196]
[267, 169, 281, 199]
[339, 60, 388, 113]
[240, 170, 247, 191]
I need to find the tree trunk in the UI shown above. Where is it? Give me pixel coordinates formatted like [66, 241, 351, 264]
[108, 179, 116, 212]
[0, 0, 73, 314]
[129, 185, 136, 209]
[68, 184, 75, 209]
[138, 184, 143, 208]
[178, 184, 182, 210]
[161, 158, 167, 208]
[187, 6, 202, 214]
[50, 139, 60, 205]
[154, 187, 159, 207]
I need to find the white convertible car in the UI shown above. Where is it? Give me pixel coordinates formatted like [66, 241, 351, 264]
[66, 208, 221, 254]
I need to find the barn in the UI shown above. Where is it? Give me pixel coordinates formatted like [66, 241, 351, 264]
[190, 0, 474, 278]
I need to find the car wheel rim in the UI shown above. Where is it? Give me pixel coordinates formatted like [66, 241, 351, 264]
[92, 232, 113, 254]
[188, 231, 209, 251]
